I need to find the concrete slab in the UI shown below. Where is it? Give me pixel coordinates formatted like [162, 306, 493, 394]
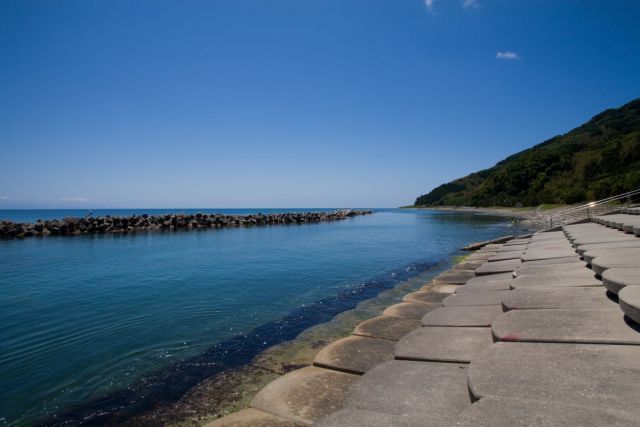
[521, 248, 578, 262]
[382, 302, 440, 319]
[251, 366, 358, 425]
[572, 234, 638, 246]
[495, 244, 527, 252]
[482, 244, 505, 250]
[314, 409, 424, 427]
[453, 396, 639, 427]
[464, 272, 513, 284]
[619, 285, 640, 325]
[422, 305, 504, 327]
[474, 259, 521, 276]
[204, 408, 303, 427]
[455, 279, 512, 293]
[424, 283, 461, 294]
[402, 290, 449, 304]
[513, 264, 594, 277]
[592, 251, 640, 275]
[602, 268, 640, 294]
[503, 286, 612, 310]
[583, 248, 640, 265]
[576, 240, 640, 255]
[433, 269, 476, 284]
[529, 231, 566, 240]
[504, 238, 530, 245]
[453, 260, 484, 270]
[510, 274, 602, 289]
[313, 336, 396, 375]
[443, 290, 511, 307]
[515, 257, 584, 270]
[395, 326, 493, 363]
[487, 251, 523, 262]
[466, 252, 496, 261]
[353, 316, 422, 341]
[492, 308, 640, 344]
[345, 360, 470, 422]
[468, 342, 640, 416]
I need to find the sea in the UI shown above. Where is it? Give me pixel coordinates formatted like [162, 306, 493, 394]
[0, 208, 525, 426]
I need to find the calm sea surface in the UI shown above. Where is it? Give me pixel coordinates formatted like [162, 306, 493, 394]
[0, 209, 521, 425]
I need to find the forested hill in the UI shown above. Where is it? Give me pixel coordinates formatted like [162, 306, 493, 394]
[414, 98, 640, 207]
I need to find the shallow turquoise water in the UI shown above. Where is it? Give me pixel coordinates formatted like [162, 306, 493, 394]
[0, 209, 520, 425]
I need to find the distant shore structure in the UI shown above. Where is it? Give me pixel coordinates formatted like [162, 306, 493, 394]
[0, 209, 373, 239]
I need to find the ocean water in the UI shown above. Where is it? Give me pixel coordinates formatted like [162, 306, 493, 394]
[0, 209, 522, 426]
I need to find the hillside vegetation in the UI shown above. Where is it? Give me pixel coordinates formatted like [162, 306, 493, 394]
[414, 98, 640, 207]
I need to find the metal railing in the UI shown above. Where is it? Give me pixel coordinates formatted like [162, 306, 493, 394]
[531, 188, 640, 228]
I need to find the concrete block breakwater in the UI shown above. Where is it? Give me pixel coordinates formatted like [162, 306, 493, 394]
[0, 210, 373, 238]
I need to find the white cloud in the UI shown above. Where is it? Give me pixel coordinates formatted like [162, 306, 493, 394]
[0, 196, 8, 201]
[425, 0, 435, 12]
[496, 51, 520, 60]
[57, 196, 89, 203]
[462, 0, 479, 9]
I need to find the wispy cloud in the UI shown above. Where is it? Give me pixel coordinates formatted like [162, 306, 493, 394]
[462, 0, 479, 9]
[424, 0, 435, 12]
[57, 196, 89, 203]
[496, 51, 520, 60]
[0, 196, 8, 201]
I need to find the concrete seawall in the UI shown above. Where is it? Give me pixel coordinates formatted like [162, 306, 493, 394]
[0, 209, 373, 238]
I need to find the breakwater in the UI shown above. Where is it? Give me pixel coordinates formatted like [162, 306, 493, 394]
[0, 209, 373, 238]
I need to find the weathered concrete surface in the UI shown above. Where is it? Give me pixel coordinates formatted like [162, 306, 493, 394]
[422, 305, 504, 327]
[504, 238, 530, 245]
[353, 316, 422, 341]
[251, 366, 358, 425]
[592, 251, 640, 275]
[456, 279, 512, 293]
[576, 240, 640, 256]
[475, 259, 521, 276]
[509, 273, 602, 289]
[513, 263, 594, 277]
[453, 396, 639, 427]
[571, 234, 638, 246]
[602, 268, 640, 294]
[583, 248, 640, 265]
[492, 308, 640, 345]
[487, 251, 523, 262]
[382, 302, 439, 319]
[314, 409, 425, 427]
[464, 272, 513, 284]
[514, 257, 583, 269]
[433, 269, 476, 284]
[313, 336, 396, 374]
[466, 252, 496, 261]
[453, 260, 484, 270]
[204, 408, 303, 427]
[503, 287, 612, 310]
[495, 244, 527, 252]
[619, 285, 640, 326]
[442, 290, 511, 307]
[521, 248, 578, 262]
[345, 360, 470, 423]
[402, 290, 449, 304]
[529, 231, 566, 241]
[468, 342, 640, 416]
[395, 326, 493, 363]
[424, 283, 461, 294]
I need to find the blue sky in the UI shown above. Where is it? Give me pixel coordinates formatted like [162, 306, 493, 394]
[1, 0, 639, 208]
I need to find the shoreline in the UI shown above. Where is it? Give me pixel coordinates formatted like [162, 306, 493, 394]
[188, 249, 488, 426]
[37, 260, 442, 426]
[401, 205, 541, 219]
